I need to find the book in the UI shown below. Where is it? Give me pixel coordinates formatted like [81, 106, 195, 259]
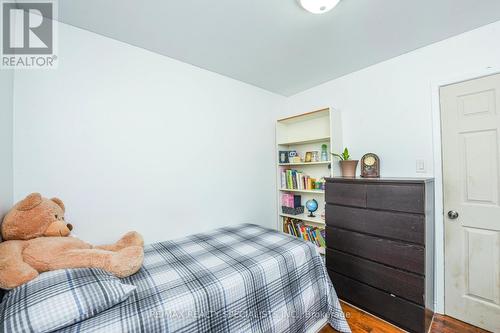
[281, 169, 324, 191]
[283, 217, 325, 250]
[292, 170, 298, 189]
[281, 171, 287, 189]
[293, 195, 301, 208]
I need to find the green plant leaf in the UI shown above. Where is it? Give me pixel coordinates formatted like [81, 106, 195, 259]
[330, 153, 345, 161]
[342, 147, 350, 160]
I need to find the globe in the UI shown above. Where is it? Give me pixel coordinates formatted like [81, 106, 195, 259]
[305, 199, 318, 217]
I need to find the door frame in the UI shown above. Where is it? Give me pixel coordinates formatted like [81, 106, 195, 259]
[430, 66, 500, 314]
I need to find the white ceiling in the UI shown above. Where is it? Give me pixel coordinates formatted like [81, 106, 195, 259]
[58, 0, 500, 96]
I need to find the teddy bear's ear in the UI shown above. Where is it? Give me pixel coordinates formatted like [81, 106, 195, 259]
[17, 193, 43, 211]
[50, 197, 65, 212]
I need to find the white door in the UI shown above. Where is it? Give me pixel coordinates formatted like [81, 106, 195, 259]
[440, 73, 500, 332]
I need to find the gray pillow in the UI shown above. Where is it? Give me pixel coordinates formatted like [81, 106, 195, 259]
[0, 268, 136, 333]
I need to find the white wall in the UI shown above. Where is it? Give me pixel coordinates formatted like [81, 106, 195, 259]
[0, 70, 13, 219]
[282, 20, 500, 314]
[13, 22, 284, 245]
[283, 20, 500, 177]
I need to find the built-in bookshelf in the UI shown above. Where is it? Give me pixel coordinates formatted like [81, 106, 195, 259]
[275, 108, 342, 255]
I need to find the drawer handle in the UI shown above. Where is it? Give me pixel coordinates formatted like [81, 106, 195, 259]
[390, 293, 396, 298]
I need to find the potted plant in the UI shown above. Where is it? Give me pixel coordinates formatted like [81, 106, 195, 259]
[332, 148, 359, 177]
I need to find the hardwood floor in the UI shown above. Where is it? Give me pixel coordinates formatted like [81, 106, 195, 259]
[319, 301, 491, 333]
[429, 315, 491, 333]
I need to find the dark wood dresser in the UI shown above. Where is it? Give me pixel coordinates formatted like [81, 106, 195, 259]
[325, 177, 434, 333]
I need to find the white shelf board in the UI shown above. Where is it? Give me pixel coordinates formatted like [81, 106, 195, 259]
[279, 212, 325, 224]
[279, 161, 331, 166]
[277, 108, 330, 124]
[277, 136, 330, 146]
[279, 188, 325, 194]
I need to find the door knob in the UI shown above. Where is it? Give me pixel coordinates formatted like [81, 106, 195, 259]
[447, 211, 459, 219]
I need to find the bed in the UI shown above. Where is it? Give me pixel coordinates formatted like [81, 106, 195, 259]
[0, 224, 350, 333]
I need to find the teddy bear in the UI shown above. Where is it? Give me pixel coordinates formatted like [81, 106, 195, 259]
[0, 193, 144, 289]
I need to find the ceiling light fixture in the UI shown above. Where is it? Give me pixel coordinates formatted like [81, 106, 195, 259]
[299, 0, 340, 14]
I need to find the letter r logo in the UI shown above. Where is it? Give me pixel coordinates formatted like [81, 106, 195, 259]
[2, 2, 53, 54]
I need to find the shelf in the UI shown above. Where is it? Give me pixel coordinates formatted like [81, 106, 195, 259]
[279, 161, 331, 166]
[276, 108, 338, 235]
[279, 188, 324, 194]
[277, 108, 330, 124]
[280, 212, 325, 224]
[277, 137, 330, 146]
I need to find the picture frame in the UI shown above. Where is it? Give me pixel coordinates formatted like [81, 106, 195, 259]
[311, 151, 320, 162]
[279, 151, 289, 164]
[288, 151, 300, 163]
[305, 152, 313, 163]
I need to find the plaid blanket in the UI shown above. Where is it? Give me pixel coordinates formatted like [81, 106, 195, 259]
[58, 224, 350, 332]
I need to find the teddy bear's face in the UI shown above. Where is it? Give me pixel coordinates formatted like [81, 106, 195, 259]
[1, 193, 74, 241]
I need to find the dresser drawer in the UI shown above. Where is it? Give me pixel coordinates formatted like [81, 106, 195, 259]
[326, 227, 425, 275]
[325, 182, 366, 208]
[366, 183, 425, 213]
[326, 249, 424, 305]
[329, 271, 425, 333]
[326, 204, 425, 245]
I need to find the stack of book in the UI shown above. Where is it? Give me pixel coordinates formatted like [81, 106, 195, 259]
[281, 193, 301, 208]
[281, 169, 317, 190]
[283, 217, 326, 249]
[281, 193, 304, 215]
